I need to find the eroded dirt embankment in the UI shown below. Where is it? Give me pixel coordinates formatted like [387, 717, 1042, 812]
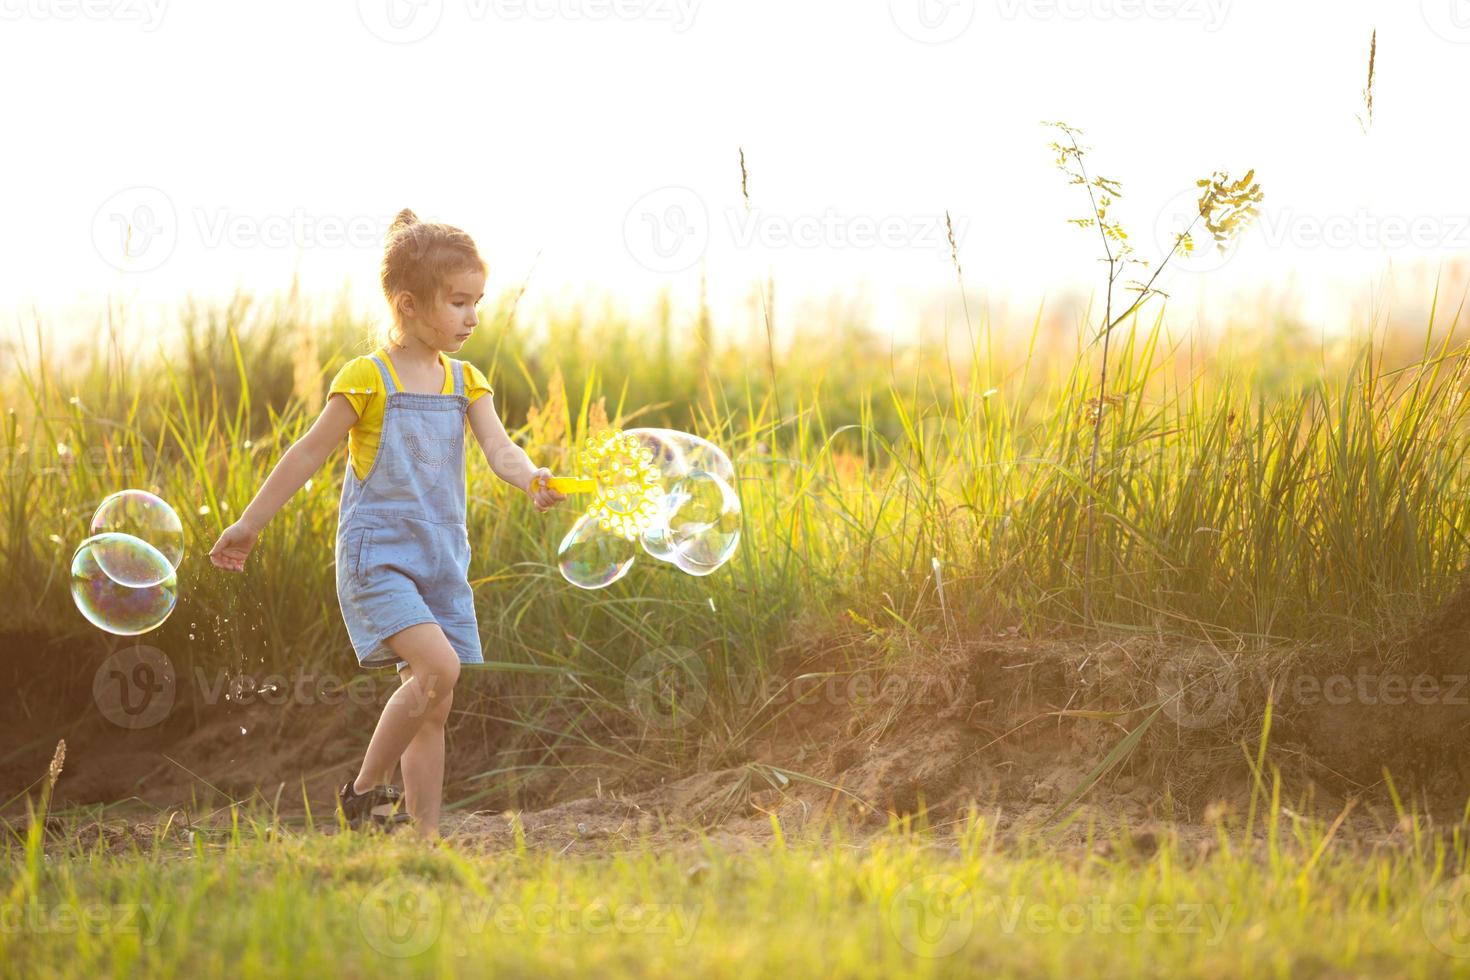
[4, 594, 1469, 851]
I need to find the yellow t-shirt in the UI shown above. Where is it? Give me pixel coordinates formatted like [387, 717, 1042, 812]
[327, 349, 494, 481]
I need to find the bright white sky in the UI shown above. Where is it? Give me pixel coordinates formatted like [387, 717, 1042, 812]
[3, 0, 1468, 351]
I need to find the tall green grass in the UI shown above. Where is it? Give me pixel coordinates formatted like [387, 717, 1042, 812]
[3, 291, 1469, 771]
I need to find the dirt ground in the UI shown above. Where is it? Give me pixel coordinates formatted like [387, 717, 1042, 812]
[5, 588, 1470, 855]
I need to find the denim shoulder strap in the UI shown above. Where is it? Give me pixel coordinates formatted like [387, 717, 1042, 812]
[368, 355, 398, 394]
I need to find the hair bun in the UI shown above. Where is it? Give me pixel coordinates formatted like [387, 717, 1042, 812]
[388, 208, 419, 239]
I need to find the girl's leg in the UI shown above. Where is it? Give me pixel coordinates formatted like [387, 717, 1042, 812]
[352, 623, 460, 809]
[397, 664, 451, 837]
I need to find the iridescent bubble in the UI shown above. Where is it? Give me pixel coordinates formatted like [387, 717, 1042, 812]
[639, 522, 677, 562]
[624, 428, 686, 479]
[625, 428, 736, 485]
[679, 441, 735, 485]
[557, 512, 637, 590]
[71, 533, 178, 635]
[671, 549, 723, 577]
[90, 490, 184, 586]
[666, 470, 742, 571]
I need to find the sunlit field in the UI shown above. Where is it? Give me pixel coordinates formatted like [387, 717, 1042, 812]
[6, 801, 1470, 978]
[9, 6, 1470, 972]
[5, 284, 1470, 975]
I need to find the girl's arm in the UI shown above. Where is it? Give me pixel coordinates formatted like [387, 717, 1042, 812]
[208, 394, 358, 571]
[466, 394, 567, 513]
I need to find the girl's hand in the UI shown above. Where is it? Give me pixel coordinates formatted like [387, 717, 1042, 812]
[209, 521, 260, 572]
[526, 467, 568, 513]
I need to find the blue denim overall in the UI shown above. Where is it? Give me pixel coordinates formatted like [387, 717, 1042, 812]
[335, 354, 483, 673]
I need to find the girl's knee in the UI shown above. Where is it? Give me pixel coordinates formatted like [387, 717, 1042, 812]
[402, 660, 457, 711]
[425, 686, 454, 725]
[396, 649, 460, 693]
[430, 658, 461, 693]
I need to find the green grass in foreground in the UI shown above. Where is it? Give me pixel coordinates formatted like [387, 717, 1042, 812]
[2, 803, 1469, 978]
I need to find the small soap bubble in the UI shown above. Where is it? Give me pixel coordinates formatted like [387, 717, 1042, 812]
[70, 533, 178, 636]
[672, 549, 722, 577]
[640, 522, 677, 562]
[557, 512, 636, 590]
[666, 470, 742, 571]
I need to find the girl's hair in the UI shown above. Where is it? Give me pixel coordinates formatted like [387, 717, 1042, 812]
[379, 208, 487, 348]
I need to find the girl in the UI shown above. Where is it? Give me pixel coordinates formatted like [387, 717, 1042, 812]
[208, 209, 567, 841]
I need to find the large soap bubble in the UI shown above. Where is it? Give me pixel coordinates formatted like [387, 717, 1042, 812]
[89, 490, 184, 587]
[557, 512, 637, 590]
[71, 533, 179, 635]
[554, 428, 741, 589]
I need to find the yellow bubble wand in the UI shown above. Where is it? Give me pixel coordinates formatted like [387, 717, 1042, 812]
[533, 429, 665, 541]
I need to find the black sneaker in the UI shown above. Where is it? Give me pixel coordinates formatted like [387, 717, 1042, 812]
[336, 780, 411, 832]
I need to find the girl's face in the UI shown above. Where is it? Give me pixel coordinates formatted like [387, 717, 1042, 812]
[402, 267, 486, 353]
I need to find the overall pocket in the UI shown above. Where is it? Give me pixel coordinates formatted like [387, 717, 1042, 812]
[404, 432, 460, 468]
[349, 525, 374, 586]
